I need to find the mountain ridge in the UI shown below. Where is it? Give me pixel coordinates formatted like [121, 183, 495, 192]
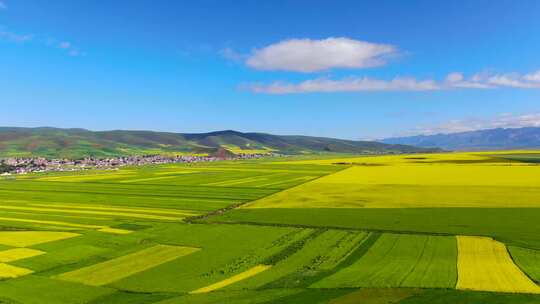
[0, 126, 437, 158]
[382, 127, 540, 150]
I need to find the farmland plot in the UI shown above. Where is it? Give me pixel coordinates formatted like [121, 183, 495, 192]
[0, 275, 115, 304]
[105, 224, 305, 293]
[0, 263, 33, 278]
[327, 288, 420, 304]
[211, 152, 540, 249]
[509, 246, 540, 282]
[312, 234, 457, 288]
[0, 248, 44, 262]
[2, 156, 540, 303]
[244, 163, 540, 209]
[456, 236, 540, 294]
[227, 230, 369, 290]
[57, 244, 200, 286]
[0, 231, 79, 247]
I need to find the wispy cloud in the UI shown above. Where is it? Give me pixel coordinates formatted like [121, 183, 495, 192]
[58, 41, 71, 49]
[0, 25, 86, 56]
[220, 47, 244, 62]
[244, 70, 540, 94]
[245, 77, 440, 94]
[0, 29, 32, 43]
[408, 113, 540, 136]
[57, 41, 85, 56]
[244, 37, 397, 72]
[0, 28, 85, 56]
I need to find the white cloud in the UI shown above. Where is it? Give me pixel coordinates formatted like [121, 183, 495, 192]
[445, 72, 463, 83]
[524, 70, 540, 82]
[485, 72, 540, 88]
[0, 1, 7, 9]
[245, 77, 440, 94]
[412, 113, 540, 135]
[444, 72, 493, 89]
[246, 70, 540, 94]
[245, 37, 396, 72]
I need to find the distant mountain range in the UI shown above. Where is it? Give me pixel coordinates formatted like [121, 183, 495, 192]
[0, 127, 436, 158]
[383, 127, 540, 151]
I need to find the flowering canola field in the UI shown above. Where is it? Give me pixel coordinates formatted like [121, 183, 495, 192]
[0, 158, 539, 303]
[456, 236, 540, 294]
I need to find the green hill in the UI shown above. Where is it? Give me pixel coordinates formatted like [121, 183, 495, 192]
[0, 127, 437, 158]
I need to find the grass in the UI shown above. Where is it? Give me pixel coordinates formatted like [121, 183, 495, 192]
[157, 289, 298, 304]
[56, 245, 200, 286]
[400, 289, 540, 304]
[207, 208, 540, 249]
[456, 236, 540, 294]
[105, 224, 302, 293]
[312, 234, 456, 288]
[327, 288, 420, 304]
[0, 275, 114, 304]
[257, 230, 369, 289]
[227, 230, 367, 290]
[509, 246, 540, 283]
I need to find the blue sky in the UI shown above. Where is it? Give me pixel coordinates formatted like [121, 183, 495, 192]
[2, 0, 540, 139]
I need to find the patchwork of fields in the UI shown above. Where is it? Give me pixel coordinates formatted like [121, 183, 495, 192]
[0, 153, 540, 303]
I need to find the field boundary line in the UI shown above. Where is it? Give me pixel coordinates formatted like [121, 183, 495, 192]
[193, 219, 464, 237]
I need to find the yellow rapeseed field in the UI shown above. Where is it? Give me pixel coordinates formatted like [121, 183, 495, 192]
[57, 245, 200, 286]
[0, 263, 33, 279]
[190, 264, 272, 294]
[456, 236, 540, 294]
[0, 231, 79, 247]
[221, 144, 276, 155]
[30, 203, 200, 217]
[277, 151, 538, 166]
[0, 248, 45, 262]
[0, 205, 182, 221]
[0, 217, 130, 234]
[245, 152, 540, 209]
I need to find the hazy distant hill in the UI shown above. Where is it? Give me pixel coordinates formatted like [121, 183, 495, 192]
[383, 127, 540, 151]
[0, 127, 436, 159]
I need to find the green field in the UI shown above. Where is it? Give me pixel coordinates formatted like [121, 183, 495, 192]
[0, 152, 540, 303]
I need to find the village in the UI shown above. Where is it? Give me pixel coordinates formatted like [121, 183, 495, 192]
[0, 152, 275, 175]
